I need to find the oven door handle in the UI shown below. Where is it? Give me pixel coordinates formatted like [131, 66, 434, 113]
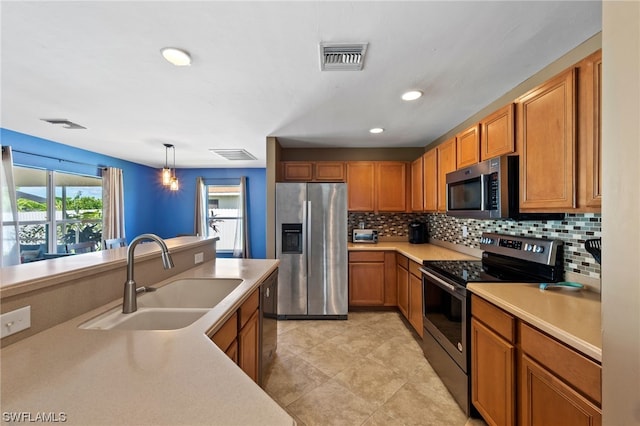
[419, 268, 458, 293]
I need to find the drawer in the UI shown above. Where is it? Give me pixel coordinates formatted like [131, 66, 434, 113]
[349, 251, 385, 262]
[520, 322, 602, 405]
[396, 254, 409, 269]
[239, 289, 259, 328]
[211, 312, 237, 351]
[409, 260, 422, 278]
[472, 296, 516, 343]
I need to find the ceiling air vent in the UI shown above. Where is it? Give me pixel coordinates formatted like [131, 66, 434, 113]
[319, 42, 368, 71]
[209, 149, 257, 161]
[40, 118, 86, 129]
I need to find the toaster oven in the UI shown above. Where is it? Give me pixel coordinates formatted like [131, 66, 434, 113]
[352, 229, 378, 244]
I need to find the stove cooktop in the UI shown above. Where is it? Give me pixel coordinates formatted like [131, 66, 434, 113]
[421, 259, 553, 286]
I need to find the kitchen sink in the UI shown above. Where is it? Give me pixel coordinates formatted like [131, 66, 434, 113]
[79, 307, 209, 331]
[79, 278, 244, 330]
[138, 278, 243, 309]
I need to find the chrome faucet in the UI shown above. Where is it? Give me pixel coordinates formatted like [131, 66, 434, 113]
[122, 233, 174, 314]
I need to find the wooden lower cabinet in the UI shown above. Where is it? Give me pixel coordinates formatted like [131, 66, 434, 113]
[396, 256, 409, 318]
[349, 251, 385, 306]
[471, 296, 601, 426]
[210, 290, 260, 384]
[408, 270, 423, 337]
[520, 354, 601, 426]
[471, 318, 516, 426]
[238, 309, 259, 383]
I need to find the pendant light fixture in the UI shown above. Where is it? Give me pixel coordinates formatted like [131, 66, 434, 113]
[162, 144, 173, 186]
[169, 144, 179, 191]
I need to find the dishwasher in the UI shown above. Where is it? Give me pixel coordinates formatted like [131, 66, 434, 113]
[259, 270, 278, 386]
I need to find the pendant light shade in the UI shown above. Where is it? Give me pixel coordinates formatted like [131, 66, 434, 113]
[170, 144, 179, 191]
[161, 143, 179, 190]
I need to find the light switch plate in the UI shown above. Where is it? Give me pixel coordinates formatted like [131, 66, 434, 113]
[1, 306, 31, 338]
[194, 252, 204, 264]
[462, 225, 468, 238]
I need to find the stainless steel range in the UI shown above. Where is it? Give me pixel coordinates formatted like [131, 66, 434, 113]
[420, 232, 563, 416]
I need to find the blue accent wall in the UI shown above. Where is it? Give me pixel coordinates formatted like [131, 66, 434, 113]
[1, 129, 267, 258]
[155, 168, 267, 259]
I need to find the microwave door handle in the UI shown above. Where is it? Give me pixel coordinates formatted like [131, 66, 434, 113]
[480, 174, 487, 211]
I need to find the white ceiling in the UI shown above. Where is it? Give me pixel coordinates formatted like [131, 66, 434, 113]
[1, 1, 601, 169]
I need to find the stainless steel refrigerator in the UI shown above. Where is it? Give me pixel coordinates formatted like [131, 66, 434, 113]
[275, 183, 348, 319]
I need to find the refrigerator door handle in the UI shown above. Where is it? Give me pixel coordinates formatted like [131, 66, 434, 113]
[306, 201, 311, 277]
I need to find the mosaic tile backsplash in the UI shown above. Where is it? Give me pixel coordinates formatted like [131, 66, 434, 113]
[348, 212, 601, 280]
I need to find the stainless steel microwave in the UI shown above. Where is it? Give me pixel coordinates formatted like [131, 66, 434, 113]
[446, 155, 564, 221]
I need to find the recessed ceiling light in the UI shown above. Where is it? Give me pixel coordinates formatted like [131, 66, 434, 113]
[160, 47, 191, 66]
[401, 90, 423, 101]
[369, 127, 384, 134]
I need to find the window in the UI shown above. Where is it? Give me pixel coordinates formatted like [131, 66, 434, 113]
[15, 166, 102, 262]
[205, 184, 241, 253]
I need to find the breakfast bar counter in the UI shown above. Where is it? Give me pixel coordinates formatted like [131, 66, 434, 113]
[0, 257, 294, 426]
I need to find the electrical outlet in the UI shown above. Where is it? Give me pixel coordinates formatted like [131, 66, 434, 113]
[1, 306, 31, 338]
[462, 225, 468, 238]
[194, 252, 204, 264]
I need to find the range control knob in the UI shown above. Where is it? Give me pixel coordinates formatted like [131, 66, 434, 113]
[482, 237, 494, 245]
[534, 245, 544, 254]
[524, 243, 531, 251]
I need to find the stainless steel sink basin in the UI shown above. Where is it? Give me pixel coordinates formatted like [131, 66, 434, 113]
[80, 308, 209, 331]
[138, 278, 243, 309]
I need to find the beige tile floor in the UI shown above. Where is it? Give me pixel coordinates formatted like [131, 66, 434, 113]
[263, 311, 487, 426]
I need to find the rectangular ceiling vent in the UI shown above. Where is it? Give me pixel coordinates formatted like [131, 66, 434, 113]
[209, 149, 257, 161]
[319, 42, 368, 71]
[40, 118, 86, 129]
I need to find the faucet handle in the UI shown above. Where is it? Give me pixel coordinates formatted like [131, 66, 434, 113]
[135, 286, 157, 294]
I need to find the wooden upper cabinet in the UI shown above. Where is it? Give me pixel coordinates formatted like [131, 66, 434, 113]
[517, 68, 576, 211]
[580, 50, 602, 209]
[281, 162, 313, 181]
[376, 162, 408, 212]
[456, 124, 480, 169]
[480, 103, 515, 161]
[437, 138, 457, 212]
[315, 162, 346, 181]
[281, 161, 345, 182]
[347, 161, 407, 212]
[422, 149, 438, 212]
[346, 162, 376, 211]
[411, 156, 424, 211]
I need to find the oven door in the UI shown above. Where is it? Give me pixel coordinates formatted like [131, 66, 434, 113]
[421, 268, 469, 373]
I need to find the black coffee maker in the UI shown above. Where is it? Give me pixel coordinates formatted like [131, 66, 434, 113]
[409, 221, 427, 244]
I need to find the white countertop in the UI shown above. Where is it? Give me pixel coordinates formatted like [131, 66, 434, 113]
[0, 258, 294, 426]
[468, 283, 602, 362]
[348, 241, 479, 263]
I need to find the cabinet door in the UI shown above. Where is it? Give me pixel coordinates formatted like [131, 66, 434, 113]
[422, 149, 438, 212]
[315, 162, 346, 182]
[347, 162, 375, 211]
[238, 309, 259, 383]
[520, 354, 602, 426]
[471, 318, 516, 426]
[282, 162, 313, 181]
[456, 124, 480, 169]
[581, 50, 602, 208]
[517, 69, 576, 211]
[383, 252, 397, 306]
[376, 162, 407, 212]
[408, 271, 423, 337]
[437, 138, 457, 212]
[481, 104, 515, 161]
[397, 264, 409, 319]
[349, 261, 385, 306]
[411, 157, 424, 211]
